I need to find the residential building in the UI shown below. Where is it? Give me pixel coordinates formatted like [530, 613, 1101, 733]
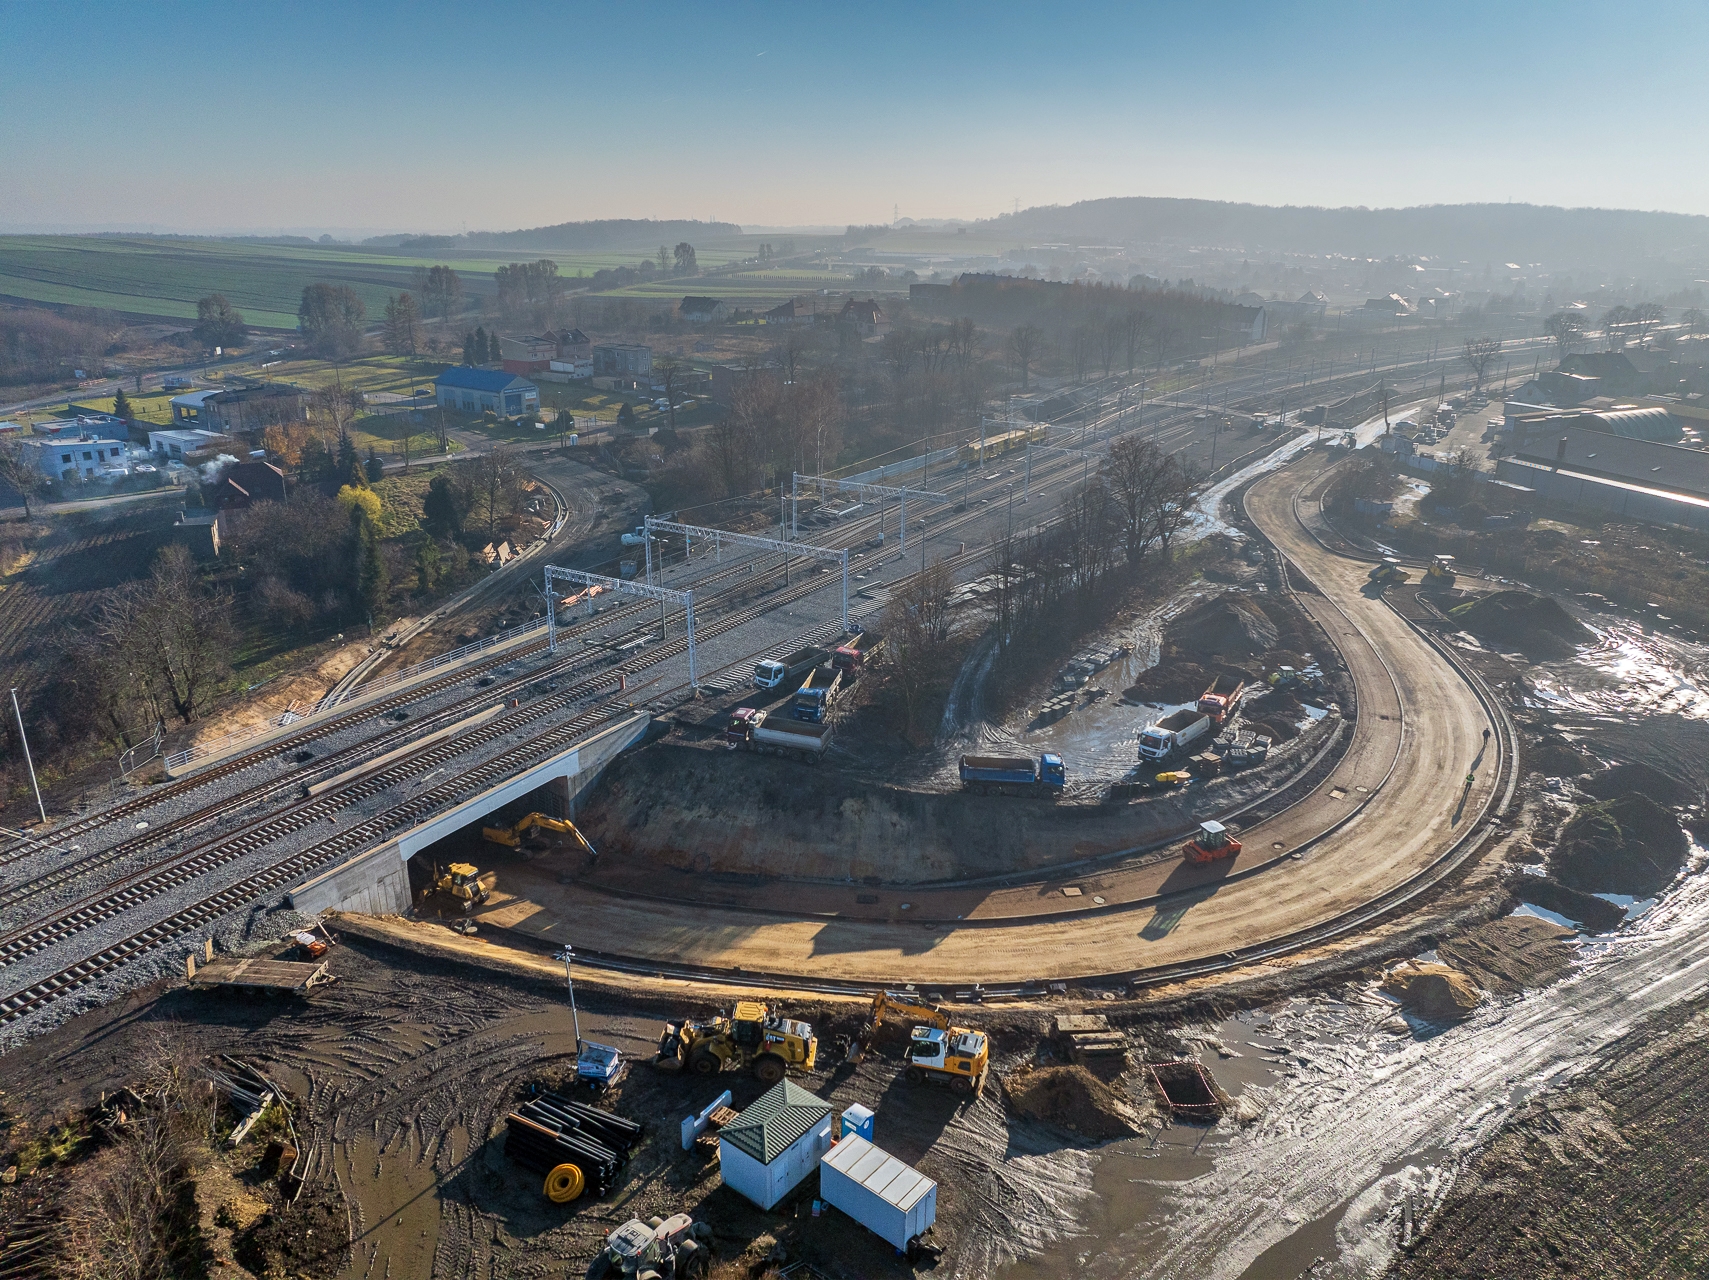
[167, 385, 304, 432]
[679, 296, 729, 324]
[214, 460, 288, 510]
[838, 297, 889, 337]
[497, 333, 559, 375]
[1298, 289, 1330, 313]
[433, 367, 540, 418]
[549, 328, 593, 377]
[16, 431, 133, 482]
[710, 363, 782, 406]
[763, 297, 816, 325]
[592, 343, 653, 379]
[173, 510, 223, 559]
[170, 389, 226, 426]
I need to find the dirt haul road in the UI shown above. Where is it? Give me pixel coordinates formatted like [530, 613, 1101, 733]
[520, 454, 1501, 984]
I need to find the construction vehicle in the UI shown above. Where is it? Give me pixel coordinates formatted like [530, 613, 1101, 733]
[1137, 708, 1212, 761]
[725, 707, 830, 763]
[481, 811, 598, 856]
[846, 991, 990, 1096]
[654, 1001, 817, 1085]
[1184, 820, 1242, 864]
[790, 664, 843, 723]
[832, 629, 885, 677]
[1196, 677, 1246, 726]
[426, 862, 493, 912]
[1424, 554, 1457, 589]
[958, 753, 1066, 798]
[753, 645, 825, 690]
[588, 1214, 714, 1280]
[1367, 558, 1409, 587]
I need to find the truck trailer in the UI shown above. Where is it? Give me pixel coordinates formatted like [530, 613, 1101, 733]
[958, 753, 1066, 798]
[1137, 708, 1212, 761]
[1196, 678, 1245, 725]
[791, 665, 843, 722]
[753, 645, 825, 690]
[726, 708, 829, 763]
[832, 630, 885, 678]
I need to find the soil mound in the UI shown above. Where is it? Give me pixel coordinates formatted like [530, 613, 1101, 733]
[1002, 1065, 1145, 1139]
[1382, 960, 1482, 1021]
[1552, 792, 1690, 896]
[1437, 916, 1577, 995]
[1511, 875, 1628, 932]
[1580, 762, 1697, 807]
[1124, 661, 1209, 705]
[1530, 737, 1596, 777]
[1164, 594, 1278, 661]
[1449, 590, 1591, 659]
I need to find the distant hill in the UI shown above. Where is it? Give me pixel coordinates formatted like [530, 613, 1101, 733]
[365, 219, 742, 253]
[977, 198, 1709, 267]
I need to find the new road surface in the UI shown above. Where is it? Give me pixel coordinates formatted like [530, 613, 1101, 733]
[479, 451, 1508, 985]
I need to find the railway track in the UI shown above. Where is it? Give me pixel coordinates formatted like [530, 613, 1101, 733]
[0, 418, 1115, 880]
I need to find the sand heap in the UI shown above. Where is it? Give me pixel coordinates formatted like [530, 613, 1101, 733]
[1001, 1065, 1146, 1139]
[1437, 916, 1578, 995]
[1552, 793, 1690, 896]
[1449, 591, 1591, 660]
[1382, 960, 1482, 1021]
[1164, 594, 1279, 661]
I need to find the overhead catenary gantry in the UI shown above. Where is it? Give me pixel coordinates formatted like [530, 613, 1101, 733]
[1021, 440, 1104, 503]
[643, 517, 852, 629]
[544, 563, 700, 689]
[791, 472, 947, 550]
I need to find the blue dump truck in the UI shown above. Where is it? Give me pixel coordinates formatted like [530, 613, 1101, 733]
[791, 664, 844, 722]
[958, 753, 1066, 799]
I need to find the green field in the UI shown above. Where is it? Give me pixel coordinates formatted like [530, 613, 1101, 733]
[0, 235, 761, 329]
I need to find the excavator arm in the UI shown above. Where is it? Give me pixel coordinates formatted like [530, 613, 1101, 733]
[481, 812, 599, 857]
[844, 991, 949, 1064]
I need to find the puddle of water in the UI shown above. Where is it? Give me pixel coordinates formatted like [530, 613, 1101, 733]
[1513, 902, 1577, 929]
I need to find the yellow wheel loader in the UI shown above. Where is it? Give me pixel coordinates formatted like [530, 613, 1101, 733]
[426, 862, 493, 913]
[655, 1000, 817, 1084]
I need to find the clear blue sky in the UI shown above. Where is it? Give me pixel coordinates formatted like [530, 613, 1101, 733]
[4, 0, 1707, 235]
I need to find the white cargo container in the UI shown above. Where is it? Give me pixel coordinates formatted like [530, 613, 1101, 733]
[819, 1134, 937, 1251]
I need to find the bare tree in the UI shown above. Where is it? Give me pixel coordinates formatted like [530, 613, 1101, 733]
[1600, 305, 1633, 351]
[472, 445, 524, 539]
[0, 436, 42, 517]
[1007, 324, 1041, 389]
[1629, 301, 1665, 347]
[878, 559, 957, 742]
[91, 545, 234, 725]
[1121, 309, 1152, 374]
[1542, 310, 1585, 359]
[1097, 317, 1123, 378]
[1461, 336, 1503, 393]
[383, 291, 421, 356]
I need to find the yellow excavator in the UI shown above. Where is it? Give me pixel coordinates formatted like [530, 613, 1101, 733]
[846, 991, 990, 1096]
[425, 862, 494, 913]
[1424, 554, 1457, 590]
[655, 1000, 817, 1085]
[481, 812, 598, 856]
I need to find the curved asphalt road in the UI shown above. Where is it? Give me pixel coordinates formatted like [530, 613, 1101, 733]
[487, 452, 1501, 983]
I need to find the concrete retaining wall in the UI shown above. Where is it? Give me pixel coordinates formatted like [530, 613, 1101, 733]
[288, 711, 650, 915]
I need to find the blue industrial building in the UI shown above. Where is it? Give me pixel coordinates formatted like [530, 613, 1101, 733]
[433, 367, 540, 418]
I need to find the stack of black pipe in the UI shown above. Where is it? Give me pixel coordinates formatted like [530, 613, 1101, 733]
[503, 1091, 643, 1198]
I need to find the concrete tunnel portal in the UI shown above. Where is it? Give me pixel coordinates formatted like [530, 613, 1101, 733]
[287, 712, 652, 919]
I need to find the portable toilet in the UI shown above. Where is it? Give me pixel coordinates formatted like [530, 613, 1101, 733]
[839, 1103, 875, 1142]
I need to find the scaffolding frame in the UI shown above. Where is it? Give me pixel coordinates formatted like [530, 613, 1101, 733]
[791, 472, 947, 550]
[644, 518, 851, 629]
[544, 564, 700, 688]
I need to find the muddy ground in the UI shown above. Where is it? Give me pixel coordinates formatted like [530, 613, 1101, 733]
[1387, 992, 1709, 1280]
[0, 927, 1155, 1280]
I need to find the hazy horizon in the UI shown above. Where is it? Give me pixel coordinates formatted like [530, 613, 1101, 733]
[5, 0, 1708, 236]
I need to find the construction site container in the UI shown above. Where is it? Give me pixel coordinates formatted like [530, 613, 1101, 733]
[718, 1080, 833, 1210]
[819, 1134, 937, 1251]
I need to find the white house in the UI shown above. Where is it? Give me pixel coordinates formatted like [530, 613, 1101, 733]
[16, 432, 132, 482]
[148, 428, 232, 461]
[716, 1080, 833, 1210]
